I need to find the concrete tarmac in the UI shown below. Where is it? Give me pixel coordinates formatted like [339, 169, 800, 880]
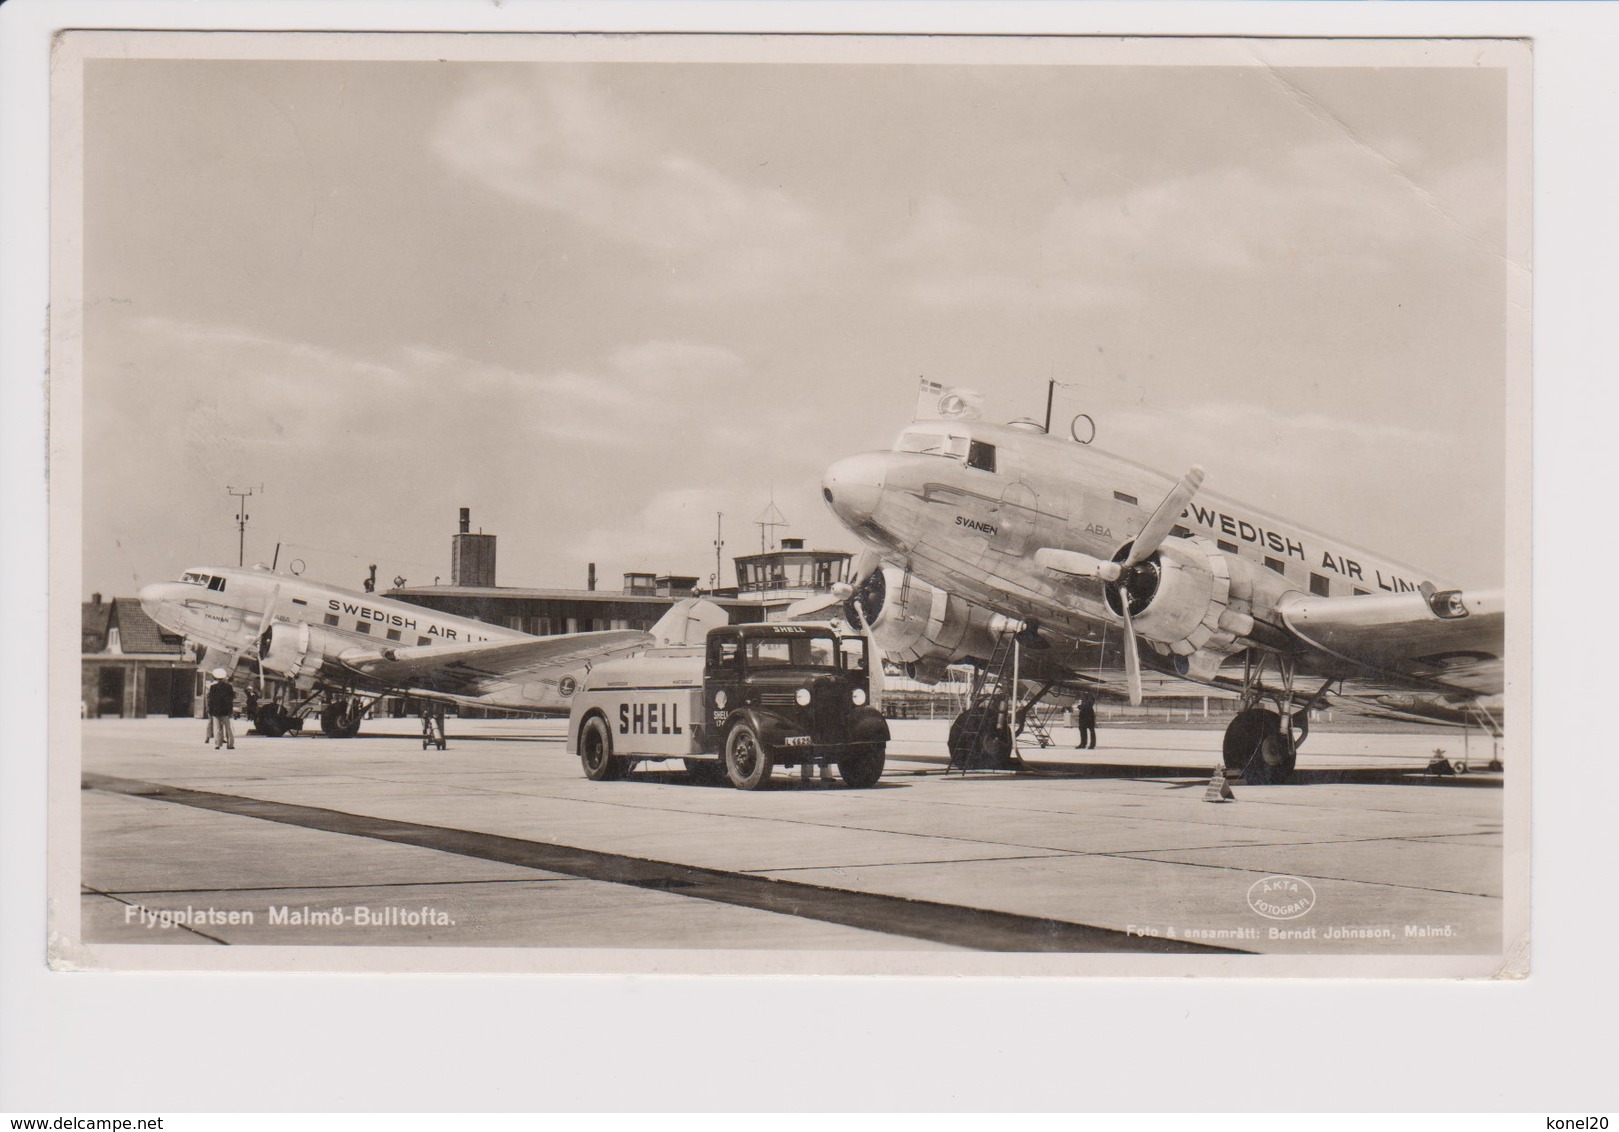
[78, 717, 1504, 958]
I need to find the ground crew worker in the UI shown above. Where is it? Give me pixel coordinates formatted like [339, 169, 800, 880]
[1075, 691, 1097, 750]
[206, 668, 236, 750]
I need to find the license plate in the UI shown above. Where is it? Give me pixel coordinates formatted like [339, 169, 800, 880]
[783, 735, 812, 747]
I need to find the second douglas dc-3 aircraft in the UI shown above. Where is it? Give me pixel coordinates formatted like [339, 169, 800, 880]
[139, 565, 727, 738]
[813, 381, 1505, 783]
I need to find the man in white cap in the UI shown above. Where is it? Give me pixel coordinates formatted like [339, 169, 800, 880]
[205, 668, 236, 750]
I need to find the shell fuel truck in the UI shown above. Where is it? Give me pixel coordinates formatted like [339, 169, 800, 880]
[566, 622, 889, 789]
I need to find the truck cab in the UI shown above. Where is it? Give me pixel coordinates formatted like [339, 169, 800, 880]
[567, 622, 888, 790]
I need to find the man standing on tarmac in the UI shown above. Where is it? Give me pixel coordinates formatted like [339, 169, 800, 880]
[1074, 691, 1097, 751]
[206, 668, 236, 750]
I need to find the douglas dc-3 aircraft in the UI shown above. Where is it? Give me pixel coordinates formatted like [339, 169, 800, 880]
[139, 565, 727, 737]
[814, 383, 1505, 783]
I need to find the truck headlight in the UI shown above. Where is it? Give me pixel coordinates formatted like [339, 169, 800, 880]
[852, 687, 867, 707]
[795, 687, 812, 706]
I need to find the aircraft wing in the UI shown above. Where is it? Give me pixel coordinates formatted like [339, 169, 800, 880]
[336, 629, 651, 698]
[1276, 587, 1504, 697]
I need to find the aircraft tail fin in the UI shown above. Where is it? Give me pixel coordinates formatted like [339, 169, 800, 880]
[649, 597, 729, 647]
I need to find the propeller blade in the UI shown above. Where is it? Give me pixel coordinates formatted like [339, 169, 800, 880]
[1125, 465, 1205, 568]
[852, 597, 885, 711]
[848, 549, 882, 587]
[783, 582, 853, 621]
[1120, 598, 1143, 707]
[1033, 547, 1122, 583]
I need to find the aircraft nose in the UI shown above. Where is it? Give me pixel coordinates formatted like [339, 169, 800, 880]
[822, 452, 888, 528]
[138, 582, 177, 626]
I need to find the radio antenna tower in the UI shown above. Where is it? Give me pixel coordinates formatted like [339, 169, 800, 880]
[754, 493, 788, 554]
[713, 512, 725, 591]
[226, 484, 263, 567]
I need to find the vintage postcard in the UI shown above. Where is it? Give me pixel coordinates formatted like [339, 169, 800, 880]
[48, 30, 1531, 976]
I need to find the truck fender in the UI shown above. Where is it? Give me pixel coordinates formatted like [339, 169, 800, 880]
[727, 707, 792, 751]
[569, 706, 608, 756]
[848, 708, 890, 746]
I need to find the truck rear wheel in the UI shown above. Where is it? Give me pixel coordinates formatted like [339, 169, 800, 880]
[725, 722, 773, 790]
[837, 744, 885, 788]
[580, 715, 628, 782]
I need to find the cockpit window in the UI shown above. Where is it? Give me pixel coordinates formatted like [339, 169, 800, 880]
[966, 440, 997, 472]
[181, 571, 226, 591]
[895, 429, 970, 460]
[207, 576, 227, 592]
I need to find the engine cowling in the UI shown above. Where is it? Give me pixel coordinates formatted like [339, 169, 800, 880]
[1104, 535, 1256, 676]
[850, 566, 1003, 672]
[261, 620, 350, 685]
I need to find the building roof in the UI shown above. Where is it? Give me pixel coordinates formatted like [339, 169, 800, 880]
[82, 597, 185, 656]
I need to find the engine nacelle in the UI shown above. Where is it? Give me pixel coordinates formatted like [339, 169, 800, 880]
[865, 567, 1003, 668]
[261, 620, 346, 686]
[1111, 536, 1256, 666]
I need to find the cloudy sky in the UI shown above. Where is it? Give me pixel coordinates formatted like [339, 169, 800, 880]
[80, 42, 1515, 597]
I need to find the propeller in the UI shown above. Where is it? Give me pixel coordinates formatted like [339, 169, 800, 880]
[1038, 466, 1205, 706]
[848, 592, 885, 711]
[783, 549, 882, 621]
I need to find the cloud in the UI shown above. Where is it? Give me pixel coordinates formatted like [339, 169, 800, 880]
[430, 72, 843, 297]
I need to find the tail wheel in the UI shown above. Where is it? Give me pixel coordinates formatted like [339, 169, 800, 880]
[837, 744, 886, 789]
[1223, 707, 1297, 785]
[724, 722, 774, 790]
[254, 703, 291, 738]
[579, 715, 627, 781]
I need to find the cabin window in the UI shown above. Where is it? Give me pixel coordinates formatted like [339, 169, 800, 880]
[417, 636, 433, 647]
[966, 441, 997, 472]
[1309, 573, 1331, 597]
[324, 613, 340, 627]
[386, 628, 402, 642]
[291, 597, 307, 606]
[1113, 491, 1138, 506]
[896, 429, 970, 460]
[354, 621, 371, 635]
[1264, 557, 1286, 574]
[1217, 539, 1239, 555]
[1353, 587, 1371, 597]
[1170, 525, 1190, 539]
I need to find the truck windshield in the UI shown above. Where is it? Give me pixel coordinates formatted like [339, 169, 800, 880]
[745, 635, 841, 670]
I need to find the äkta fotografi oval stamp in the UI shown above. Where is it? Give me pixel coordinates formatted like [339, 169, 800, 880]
[1247, 875, 1317, 920]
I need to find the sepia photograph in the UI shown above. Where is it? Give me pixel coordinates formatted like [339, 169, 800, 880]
[48, 30, 1528, 977]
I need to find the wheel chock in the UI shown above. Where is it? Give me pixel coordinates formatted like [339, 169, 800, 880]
[1203, 764, 1236, 803]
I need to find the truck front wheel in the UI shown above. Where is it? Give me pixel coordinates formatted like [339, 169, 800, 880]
[580, 715, 628, 782]
[837, 744, 886, 789]
[725, 722, 773, 790]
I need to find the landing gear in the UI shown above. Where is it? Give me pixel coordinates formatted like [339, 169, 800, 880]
[1222, 707, 1297, 785]
[320, 698, 364, 738]
[948, 702, 1015, 770]
[254, 702, 295, 737]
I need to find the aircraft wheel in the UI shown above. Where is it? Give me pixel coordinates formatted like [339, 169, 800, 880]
[1223, 707, 1297, 784]
[321, 701, 364, 739]
[579, 715, 627, 781]
[724, 722, 773, 790]
[948, 705, 1013, 770]
[255, 703, 291, 738]
[683, 759, 730, 787]
[837, 744, 886, 788]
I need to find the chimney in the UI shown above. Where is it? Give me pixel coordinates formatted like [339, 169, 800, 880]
[91, 592, 102, 607]
[587, 563, 597, 591]
[451, 507, 497, 587]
